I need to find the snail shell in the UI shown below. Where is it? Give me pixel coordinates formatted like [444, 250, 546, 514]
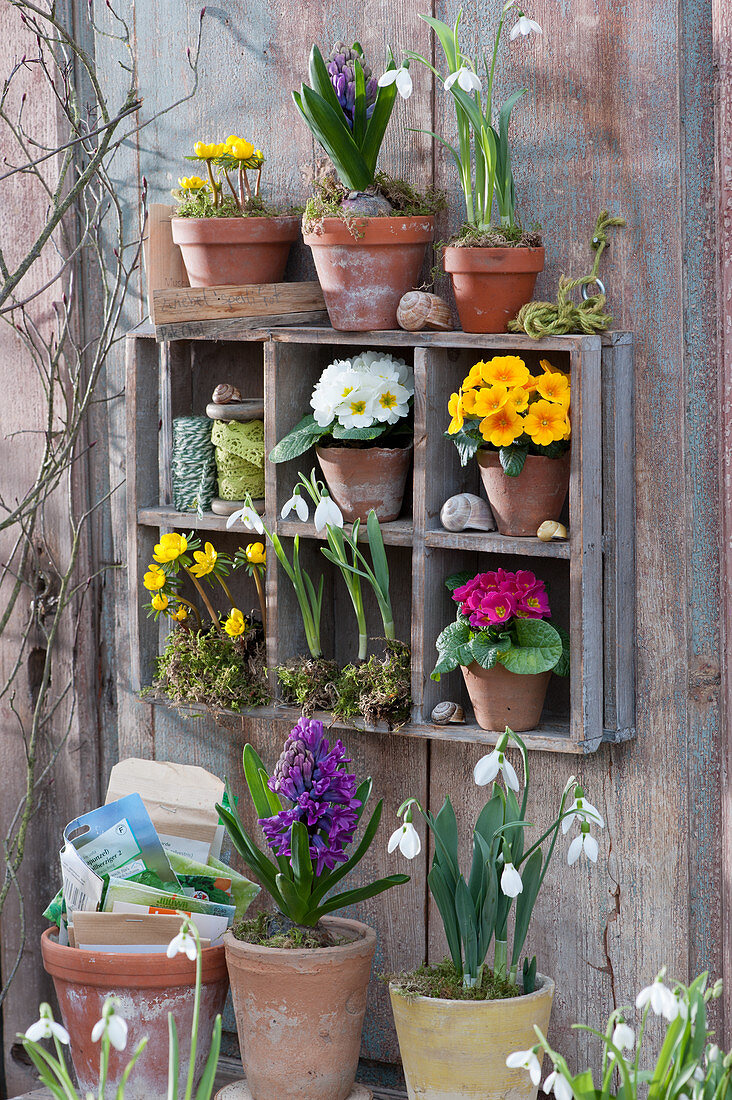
[212, 383, 242, 404]
[440, 493, 496, 532]
[397, 291, 453, 332]
[537, 520, 568, 542]
[431, 701, 465, 724]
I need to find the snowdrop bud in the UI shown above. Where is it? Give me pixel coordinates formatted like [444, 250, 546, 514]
[612, 1022, 635, 1050]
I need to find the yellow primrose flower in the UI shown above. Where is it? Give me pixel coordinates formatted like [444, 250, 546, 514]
[507, 386, 529, 414]
[472, 384, 509, 417]
[461, 362, 485, 390]
[178, 176, 207, 190]
[172, 605, 188, 621]
[539, 358, 556, 374]
[534, 371, 570, 408]
[480, 355, 530, 389]
[224, 608, 247, 637]
[143, 564, 166, 591]
[479, 406, 524, 448]
[153, 532, 188, 563]
[245, 542, 266, 565]
[151, 592, 169, 612]
[447, 391, 464, 435]
[523, 400, 568, 446]
[190, 541, 217, 578]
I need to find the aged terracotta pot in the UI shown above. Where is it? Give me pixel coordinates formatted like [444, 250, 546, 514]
[171, 216, 300, 287]
[224, 917, 376, 1100]
[462, 662, 552, 732]
[303, 216, 434, 330]
[477, 450, 570, 537]
[443, 245, 545, 333]
[316, 443, 413, 522]
[390, 974, 554, 1100]
[41, 927, 229, 1100]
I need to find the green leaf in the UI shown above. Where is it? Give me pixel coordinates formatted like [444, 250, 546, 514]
[353, 57, 367, 145]
[522, 954, 537, 994]
[569, 1070, 597, 1100]
[276, 873, 309, 922]
[554, 624, 570, 678]
[298, 85, 373, 190]
[432, 619, 471, 679]
[242, 745, 275, 819]
[447, 424, 482, 466]
[427, 863, 463, 973]
[269, 413, 325, 463]
[311, 873, 410, 919]
[511, 847, 542, 965]
[454, 876, 479, 984]
[470, 635, 500, 670]
[330, 422, 385, 441]
[445, 570, 473, 592]
[420, 14, 459, 70]
[499, 618, 562, 675]
[216, 798, 284, 904]
[310, 800, 384, 904]
[366, 510, 390, 599]
[361, 59, 397, 173]
[432, 797, 459, 886]
[308, 46, 352, 134]
[167, 1015, 179, 1100]
[533, 440, 570, 459]
[194, 1015, 222, 1100]
[499, 444, 527, 477]
[290, 820, 314, 899]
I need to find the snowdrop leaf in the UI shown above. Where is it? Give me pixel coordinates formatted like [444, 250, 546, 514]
[330, 423, 384, 440]
[522, 955, 537, 995]
[512, 848, 542, 966]
[568, 1069, 596, 1100]
[290, 820, 314, 900]
[166, 1015, 179, 1100]
[427, 863, 463, 973]
[366, 510, 390, 599]
[499, 618, 562, 675]
[195, 1015, 222, 1100]
[432, 796, 459, 883]
[420, 14, 459, 70]
[455, 876, 479, 984]
[269, 414, 325, 463]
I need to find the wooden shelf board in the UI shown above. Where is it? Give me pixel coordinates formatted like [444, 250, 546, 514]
[138, 506, 252, 532]
[276, 517, 413, 547]
[424, 527, 571, 558]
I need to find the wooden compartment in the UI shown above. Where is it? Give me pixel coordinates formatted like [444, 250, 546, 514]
[126, 325, 634, 753]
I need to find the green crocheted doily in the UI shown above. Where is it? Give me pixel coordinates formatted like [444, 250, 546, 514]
[211, 419, 265, 500]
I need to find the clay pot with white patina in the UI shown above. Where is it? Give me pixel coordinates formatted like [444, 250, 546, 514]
[316, 443, 413, 523]
[172, 216, 300, 287]
[461, 661, 552, 733]
[443, 245, 545, 333]
[477, 451, 570, 537]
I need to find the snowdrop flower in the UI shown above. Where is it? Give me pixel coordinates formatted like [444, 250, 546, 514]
[444, 66, 482, 94]
[611, 1022, 635, 1051]
[567, 824, 598, 866]
[507, 1048, 542, 1086]
[501, 861, 523, 898]
[562, 790, 605, 833]
[543, 1070, 574, 1100]
[314, 494, 343, 532]
[474, 744, 520, 792]
[226, 503, 264, 534]
[377, 66, 413, 99]
[510, 13, 542, 39]
[636, 973, 681, 1021]
[24, 1005, 69, 1045]
[167, 928, 198, 961]
[281, 491, 309, 522]
[388, 818, 421, 859]
[91, 999, 128, 1052]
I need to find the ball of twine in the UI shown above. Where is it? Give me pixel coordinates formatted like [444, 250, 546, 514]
[172, 416, 217, 514]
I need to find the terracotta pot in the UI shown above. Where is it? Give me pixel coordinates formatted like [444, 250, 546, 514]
[477, 450, 570, 537]
[443, 245, 545, 333]
[462, 662, 552, 732]
[171, 216, 300, 287]
[41, 927, 229, 1100]
[390, 974, 554, 1100]
[224, 917, 376, 1100]
[316, 444, 412, 523]
[303, 216, 434, 330]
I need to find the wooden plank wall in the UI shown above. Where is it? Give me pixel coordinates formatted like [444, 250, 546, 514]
[0, 0, 724, 1092]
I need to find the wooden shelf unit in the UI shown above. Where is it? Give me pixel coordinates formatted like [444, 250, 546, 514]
[126, 324, 635, 754]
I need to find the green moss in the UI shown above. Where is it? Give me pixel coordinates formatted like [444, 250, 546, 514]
[154, 624, 270, 710]
[302, 169, 445, 236]
[333, 640, 412, 730]
[388, 958, 521, 1002]
[276, 657, 341, 714]
[173, 194, 293, 219]
[445, 223, 543, 249]
[233, 911, 343, 949]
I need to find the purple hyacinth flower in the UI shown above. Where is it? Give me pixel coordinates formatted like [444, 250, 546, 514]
[326, 41, 378, 131]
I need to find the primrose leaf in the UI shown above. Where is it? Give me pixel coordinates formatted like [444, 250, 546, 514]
[498, 618, 562, 675]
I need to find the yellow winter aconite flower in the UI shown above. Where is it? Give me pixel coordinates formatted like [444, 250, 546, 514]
[143, 564, 166, 591]
[151, 592, 169, 612]
[178, 176, 207, 190]
[153, 532, 188, 563]
[472, 384, 509, 417]
[224, 608, 247, 637]
[245, 542, 266, 565]
[523, 400, 569, 446]
[534, 371, 570, 407]
[447, 391, 465, 435]
[190, 541, 217, 578]
[172, 605, 188, 621]
[480, 355, 530, 389]
[194, 141, 217, 159]
[479, 406, 524, 447]
[227, 138, 255, 160]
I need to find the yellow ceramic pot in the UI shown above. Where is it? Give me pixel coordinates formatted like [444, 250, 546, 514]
[389, 975, 555, 1100]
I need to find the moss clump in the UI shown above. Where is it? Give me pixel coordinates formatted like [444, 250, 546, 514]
[446, 223, 543, 249]
[302, 167, 445, 236]
[154, 623, 270, 711]
[276, 657, 341, 714]
[174, 194, 293, 219]
[388, 958, 521, 1002]
[333, 640, 412, 730]
[233, 911, 344, 949]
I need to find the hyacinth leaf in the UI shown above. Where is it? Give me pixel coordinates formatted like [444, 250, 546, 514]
[166, 1016, 179, 1100]
[511, 847, 543, 967]
[215, 798, 284, 907]
[354, 776, 373, 823]
[353, 57, 367, 146]
[310, 873, 410, 920]
[308, 798, 384, 906]
[499, 618, 563, 675]
[296, 85, 373, 191]
[427, 862, 462, 973]
[258, 767, 283, 815]
[269, 414, 325, 463]
[361, 55, 397, 175]
[276, 873, 310, 923]
[195, 1015, 221, 1100]
[499, 444, 527, 478]
[242, 746, 275, 820]
[290, 820, 314, 900]
[308, 45, 352, 135]
[455, 875, 479, 983]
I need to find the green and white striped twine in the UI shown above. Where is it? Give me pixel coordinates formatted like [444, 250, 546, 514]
[172, 416, 217, 515]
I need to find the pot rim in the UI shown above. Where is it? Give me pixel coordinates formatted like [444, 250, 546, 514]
[316, 442, 414, 455]
[41, 927, 228, 984]
[171, 214, 301, 243]
[303, 215, 435, 246]
[223, 915, 376, 961]
[171, 214, 301, 224]
[388, 971, 555, 1007]
[477, 448, 570, 467]
[443, 244, 545, 274]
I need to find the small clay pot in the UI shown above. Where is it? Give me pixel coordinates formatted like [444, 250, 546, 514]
[390, 974, 554, 1100]
[41, 928, 229, 1100]
[224, 917, 376, 1100]
[462, 661, 552, 732]
[477, 450, 570, 537]
[443, 245, 545, 333]
[316, 444, 413, 522]
[303, 216, 435, 330]
[171, 216, 300, 287]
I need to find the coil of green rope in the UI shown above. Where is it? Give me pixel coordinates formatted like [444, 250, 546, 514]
[172, 416, 217, 514]
[211, 419, 265, 501]
[508, 210, 625, 340]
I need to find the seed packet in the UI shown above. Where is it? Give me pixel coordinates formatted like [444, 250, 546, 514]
[101, 876, 235, 946]
[166, 850, 260, 918]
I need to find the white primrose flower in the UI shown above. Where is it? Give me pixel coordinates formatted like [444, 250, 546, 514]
[543, 1070, 574, 1100]
[226, 503, 264, 534]
[167, 929, 198, 961]
[91, 999, 128, 1052]
[372, 379, 412, 424]
[315, 358, 353, 390]
[24, 1007, 70, 1045]
[611, 1022, 635, 1052]
[510, 13, 542, 39]
[338, 389, 376, 429]
[636, 975, 681, 1022]
[567, 827, 598, 866]
[353, 351, 414, 393]
[507, 1049, 542, 1086]
[500, 861, 523, 898]
[444, 66, 483, 94]
[311, 385, 342, 427]
[562, 794, 604, 833]
[314, 494, 344, 532]
[377, 66, 413, 99]
[474, 746, 520, 792]
[388, 819, 421, 859]
[281, 491, 309, 522]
